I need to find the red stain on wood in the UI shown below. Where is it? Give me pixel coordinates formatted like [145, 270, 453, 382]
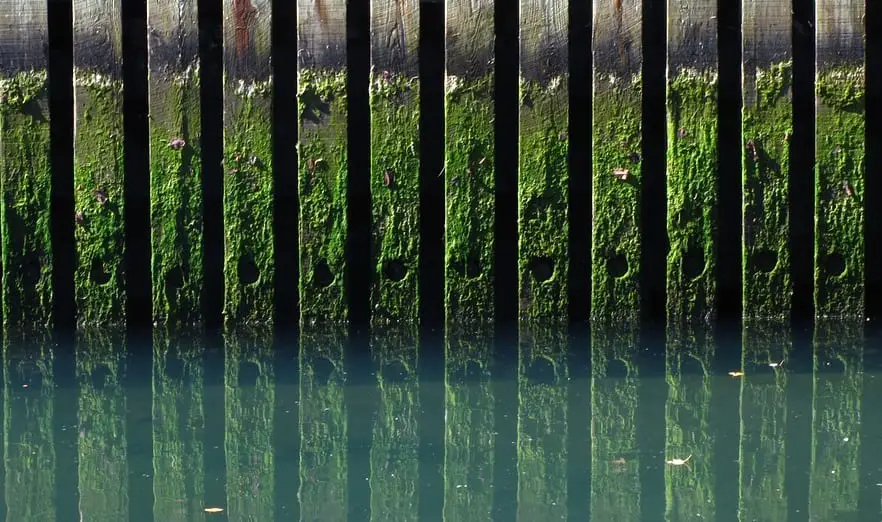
[233, 0, 257, 58]
[315, 0, 328, 25]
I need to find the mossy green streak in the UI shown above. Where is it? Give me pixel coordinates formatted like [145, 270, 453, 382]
[73, 71, 126, 327]
[445, 75, 494, 324]
[0, 70, 53, 328]
[223, 78, 273, 326]
[814, 66, 864, 317]
[150, 67, 203, 327]
[743, 61, 793, 319]
[299, 69, 348, 326]
[592, 74, 642, 320]
[519, 77, 568, 323]
[666, 69, 718, 322]
[370, 72, 419, 327]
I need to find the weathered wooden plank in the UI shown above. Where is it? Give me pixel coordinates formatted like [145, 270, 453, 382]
[222, 0, 273, 326]
[298, 0, 348, 326]
[518, 0, 568, 322]
[591, 0, 642, 320]
[72, 0, 125, 327]
[147, 0, 203, 326]
[0, 0, 52, 329]
[445, 0, 495, 325]
[742, 1, 792, 319]
[665, 0, 718, 323]
[814, 0, 865, 318]
[369, 0, 420, 327]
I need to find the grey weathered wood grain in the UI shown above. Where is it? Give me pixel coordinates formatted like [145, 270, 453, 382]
[0, 0, 47, 71]
[666, 0, 717, 70]
[72, 0, 123, 75]
[298, 0, 347, 69]
[371, 0, 419, 75]
[446, 0, 494, 78]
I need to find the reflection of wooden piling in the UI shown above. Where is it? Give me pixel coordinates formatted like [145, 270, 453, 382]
[665, 0, 719, 323]
[518, 0, 568, 322]
[444, 0, 495, 325]
[298, 0, 348, 326]
[591, 0, 642, 320]
[147, 0, 204, 326]
[73, 0, 126, 326]
[370, 0, 420, 327]
[814, 1, 866, 317]
[742, 1, 793, 319]
[0, 0, 53, 329]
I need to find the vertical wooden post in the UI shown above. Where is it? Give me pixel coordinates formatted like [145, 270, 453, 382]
[147, 0, 203, 326]
[665, 0, 719, 323]
[742, 1, 792, 319]
[444, 0, 495, 325]
[222, 0, 273, 326]
[297, 0, 348, 326]
[0, 0, 52, 329]
[814, 1, 865, 317]
[591, 0, 642, 320]
[369, 0, 420, 327]
[72, 0, 126, 326]
[518, 0, 568, 322]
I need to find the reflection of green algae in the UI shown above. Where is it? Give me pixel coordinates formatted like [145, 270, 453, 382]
[743, 61, 792, 319]
[814, 66, 865, 317]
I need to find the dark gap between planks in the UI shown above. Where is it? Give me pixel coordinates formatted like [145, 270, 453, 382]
[865, 0, 881, 326]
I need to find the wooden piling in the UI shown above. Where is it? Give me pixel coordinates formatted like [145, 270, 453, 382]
[147, 0, 204, 326]
[370, 0, 420, 327]
[518, 0, 568, 322]
[72, 0, 126, 326]
[742, 1, 793, 319]
[591, 0, 642, 320]
[814, 1, 866, 317]
[665, 0, 719, 323]
[0, 0, 53, 329]
[445, 0, 495, 325]
[222, 0, 273, 326]
[298, 0, 348, 327]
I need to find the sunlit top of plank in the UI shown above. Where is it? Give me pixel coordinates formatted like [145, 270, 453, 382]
[147, 0, 200, 74]
[223, 0, 271, 80]
[667, 0, 717, 70]
[371, 0, 419, 76]
[742, 0, 791, 68]
[593, 0, 642, 78]
[0, 0, 47, 72]
[520, 0, 567, 83]
[446, 0, 494, 78]
[298, 0, 347, 68]
[816, 0, 864, 66]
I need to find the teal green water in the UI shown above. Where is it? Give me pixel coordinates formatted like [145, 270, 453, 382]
[0, 323, 881, 521]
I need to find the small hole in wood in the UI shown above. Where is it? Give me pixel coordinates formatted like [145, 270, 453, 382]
[752, 250, 777, 273]
[89, 257, 111, 285]
[607, 252, 628, 278]
[383, 259, 407, 282]
[238, 254, 259, 285]
[528, 257, 554, 282]
[824, 252, 846, 277]
[313, 259, 334, 288]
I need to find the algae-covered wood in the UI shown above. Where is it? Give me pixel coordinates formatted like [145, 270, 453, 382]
[518, 0, 568, 322]
[147, 0, 203, 326]
[445, 0, 495, 325]
[298, 0, 348, 326]
[814, 0, 865, 318]
[0, 0, 53, 328]
[592, 0, 642, 320]
[222, 0, 273, 326]
[72, 0, 126, 326]
[742, 1, 792, 319]
[370, 0, 420, 327]
[665, 0, 718, 323]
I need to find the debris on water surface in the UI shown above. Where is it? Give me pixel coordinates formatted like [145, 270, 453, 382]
[678, 127, 687, 139]
[75, 211, 85, 225]
[746, 139, 759, 162]
[843, 181, 855, 197]
[728, 370, 744, 378]
[169, 137, 186, 150]
[613, 168, 631, 182]
[383, 169, 394, 187]
[204, 507, 224, 513]
[93, 189, 108, 205]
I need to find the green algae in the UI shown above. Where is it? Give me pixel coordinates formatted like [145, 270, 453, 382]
[223, 77, 274, 326]
[0, 70, 53, 329]
[150, 65, 203, 327]
[814, 66, 865, 318]
[666, 68, 719, 323]
[73, 71, 126, 327]
[299, 69, 348, 326]
[445, 74, 495, 325]
[592, 73, 642, 320]
[743, 61, 793, 320]
[370, 72, 420, 327]
[519, 76, 568, 323]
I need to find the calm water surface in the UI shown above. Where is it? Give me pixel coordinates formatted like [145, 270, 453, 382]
[2, 322, 882, 521]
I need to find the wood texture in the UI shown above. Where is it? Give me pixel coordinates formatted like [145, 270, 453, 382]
[370, 0, 420, 326]
[518, 0, 568, 322]
[665, 0, 718, 323]
[0, 0, 53, 329]
[222, 0, 273, 326]
[445, 0, 495, 325]
[147, 0, 203, 326]
[591, 0, 642, 320]
[297, 0, 349, 326]
[814, 0, 865, 317]
[742, 0, 793, 319]
[72, 0, 126, 327]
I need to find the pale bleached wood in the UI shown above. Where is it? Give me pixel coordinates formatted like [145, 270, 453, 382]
[298, 0, 347, 69]
[0, 0, 47, 71]
[446, 0, 494, 78]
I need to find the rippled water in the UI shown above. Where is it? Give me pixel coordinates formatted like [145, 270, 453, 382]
[1, 321, 881, 521]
